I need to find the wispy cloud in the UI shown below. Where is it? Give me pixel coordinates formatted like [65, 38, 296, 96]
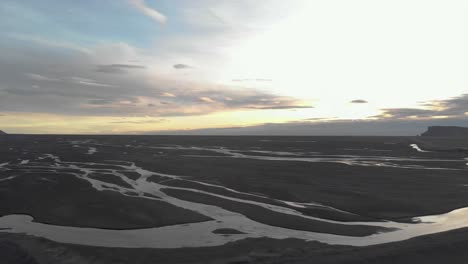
[128, 0, 167, 24]
[161, 92, 176, 98]
[374, 94, 468, 120]
[350, 99, 368, 104]
[26, 73, 59, 82]
[71, 77, 114, 87]
[248, 105, 313, 110]
[199, 97, 216, 103]
[111, 118, 167, 124]
[173, 64, 193, 69]
[96, 64, 147, 74]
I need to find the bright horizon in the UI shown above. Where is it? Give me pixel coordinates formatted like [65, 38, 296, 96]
[0, 0, 467, 134]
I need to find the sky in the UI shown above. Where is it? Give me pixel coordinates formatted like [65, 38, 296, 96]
[0, 0, 467, 135]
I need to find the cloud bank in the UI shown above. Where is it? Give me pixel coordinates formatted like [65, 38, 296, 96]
[146, 94, 468, 135]
[0, 39, 310, 118]
[376, 94, 468, 120]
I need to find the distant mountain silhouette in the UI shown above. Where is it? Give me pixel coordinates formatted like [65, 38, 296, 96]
[421, 126, 468, 137]
[0, 130, 6, 135]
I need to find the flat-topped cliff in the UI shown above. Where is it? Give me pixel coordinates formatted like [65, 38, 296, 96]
[421, 126, 468, 137]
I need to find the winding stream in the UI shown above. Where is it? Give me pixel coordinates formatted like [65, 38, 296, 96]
[0, 141, 467, 248]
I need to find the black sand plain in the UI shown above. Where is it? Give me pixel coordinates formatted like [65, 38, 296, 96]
[1, 134, 468, 263]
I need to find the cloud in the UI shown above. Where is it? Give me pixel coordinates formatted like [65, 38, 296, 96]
[111, 118, 167, 124]
[88, 99, 116, 105]
[219, 94, 312, 110]
[375, 108, 436, 119]
[128, 0, 167, 24]
[0, 40, 309, 117]
[87, 97, 140, 106]
[199, 97, 216, 103]
[173, 64, 193, 69]
[161, 92, 176, 98]
[96, 64, 147, 74]
[71, 77, 114, 87]
[80, 82, 113, 88]
[375, 94, 468, 120]
[143, 94, 468, 136]
[350, 99, 368, 104]
[248, 105, 313, 110]
[26, 73, 59, 82]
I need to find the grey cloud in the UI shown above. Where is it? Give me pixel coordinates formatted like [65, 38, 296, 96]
[173, 64, 193, 69]
[351, 99, 368, 104]
[375, 94, 468, 120]
[168, 90, 312, 111]
[26, 73, 59, 82]
[70, 77, 113, 87]
[305, 117, 338, 121]
[88, 99, 116, 105]
[112, 64, 147, 69]
[437, 94, 468, 115]
[221, 94, 312, 110]
[375, 108, 436, 119]
[87, 99, 107, 105]
[96, 64, 147, 74]
[87, 97, 140, 106]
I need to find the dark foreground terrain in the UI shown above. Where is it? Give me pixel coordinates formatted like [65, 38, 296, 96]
[0, 135, 468, 263]
[4, 228, 468, 264]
